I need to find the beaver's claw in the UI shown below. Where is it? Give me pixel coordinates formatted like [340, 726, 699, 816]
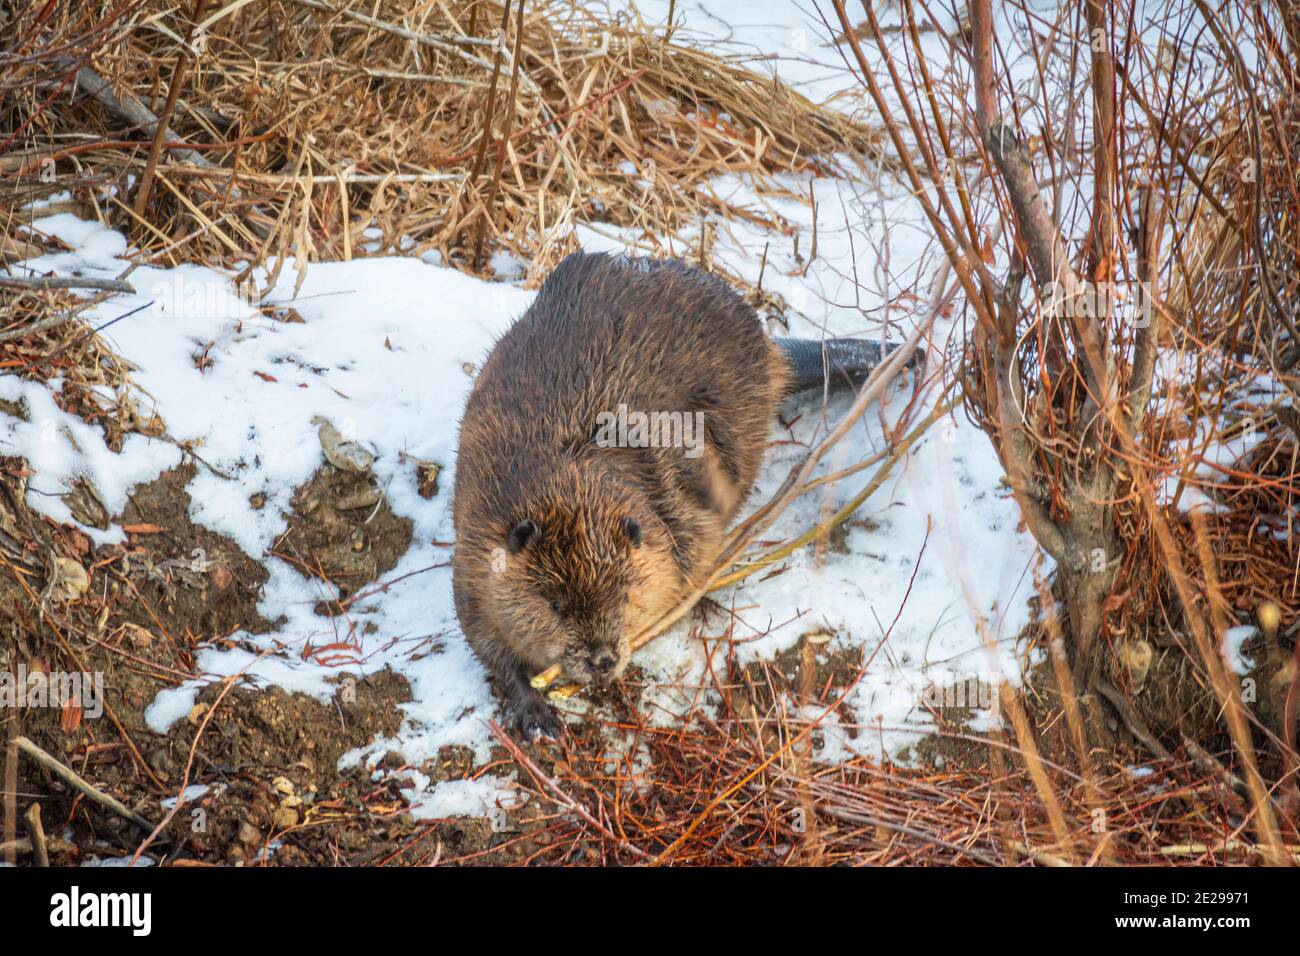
[510, 689, 563, 741]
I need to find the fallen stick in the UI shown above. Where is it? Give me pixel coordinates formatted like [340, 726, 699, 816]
[69, 66, 213, 168]
[1160, 840, 1300, 861]
[0, 276, 135, 294]
[13, 736, 154, 831]
[24, 802, 48, 867]
[0, 837, 32, 856]
[0, 833, 77, 858]
[1094, 678, 1171, 761]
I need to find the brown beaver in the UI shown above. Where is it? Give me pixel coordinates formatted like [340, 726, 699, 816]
[452, 252, 899, 738]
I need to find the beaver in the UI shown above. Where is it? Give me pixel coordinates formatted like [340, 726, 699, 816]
[452, 252, 901, 738]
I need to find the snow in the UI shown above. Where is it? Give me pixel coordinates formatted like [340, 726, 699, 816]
[2, 0, 1047, 818]
[402, 777, 519, 822]
[1222, 625, 1256, 676]
[159, 784, 215, 809]
[144, 686, 199, 734]
[0, 375, 180, 547]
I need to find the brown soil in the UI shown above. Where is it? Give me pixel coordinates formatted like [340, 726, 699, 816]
[117, 463, 275, 639]
[271, 464, 413, 613]
[0, 457, 526, 867]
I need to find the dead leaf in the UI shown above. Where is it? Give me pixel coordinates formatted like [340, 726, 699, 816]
[980, 233, 997, 264]
[211, 564, 233, 590]
[60, 699, 83, 735]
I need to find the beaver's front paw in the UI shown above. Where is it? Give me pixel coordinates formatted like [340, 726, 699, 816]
[509, 688, 563, 741]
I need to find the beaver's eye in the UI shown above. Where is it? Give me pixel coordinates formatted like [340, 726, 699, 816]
[550, 599, 563, 615]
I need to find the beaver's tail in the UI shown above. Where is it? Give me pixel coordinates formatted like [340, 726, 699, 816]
[775, 337, 921, 395]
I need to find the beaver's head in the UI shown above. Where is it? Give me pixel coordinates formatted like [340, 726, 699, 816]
[490, 500, 644, 686]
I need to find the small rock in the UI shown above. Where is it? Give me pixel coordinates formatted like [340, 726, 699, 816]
[210, 564, 233, 590]
[272, 806, 299, 830]
[335, 487, 383, 511]
[237, 821, 261, 845]
[311, 416, 374, 473]
[43, 556, 90, 603]
[147, 747, 172, 775]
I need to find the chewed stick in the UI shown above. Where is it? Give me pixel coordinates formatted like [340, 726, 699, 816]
[531, 663, 563, 689]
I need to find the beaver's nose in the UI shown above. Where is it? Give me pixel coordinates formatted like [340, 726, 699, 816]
[589, 649, 617, 675]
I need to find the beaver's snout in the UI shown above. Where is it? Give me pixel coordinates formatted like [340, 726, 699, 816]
[562, 638, 629, 687]
[590, 647, 618, 677]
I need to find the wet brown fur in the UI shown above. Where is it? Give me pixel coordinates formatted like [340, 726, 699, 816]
[452, 252, 788, 736]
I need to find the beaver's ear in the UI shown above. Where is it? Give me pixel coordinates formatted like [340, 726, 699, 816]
[507, 520, 537, 554]
[621, 517, 642, 549]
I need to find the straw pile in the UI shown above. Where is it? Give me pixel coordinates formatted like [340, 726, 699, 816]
[3, 0, 883, 291]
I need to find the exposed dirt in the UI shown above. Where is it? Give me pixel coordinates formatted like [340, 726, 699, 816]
[116, 463, 274, 639]
[0, 455, 527, 867]
[271, 464, 413, 613]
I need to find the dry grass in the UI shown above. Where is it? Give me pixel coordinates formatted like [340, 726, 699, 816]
[3, 0, 884, 288]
